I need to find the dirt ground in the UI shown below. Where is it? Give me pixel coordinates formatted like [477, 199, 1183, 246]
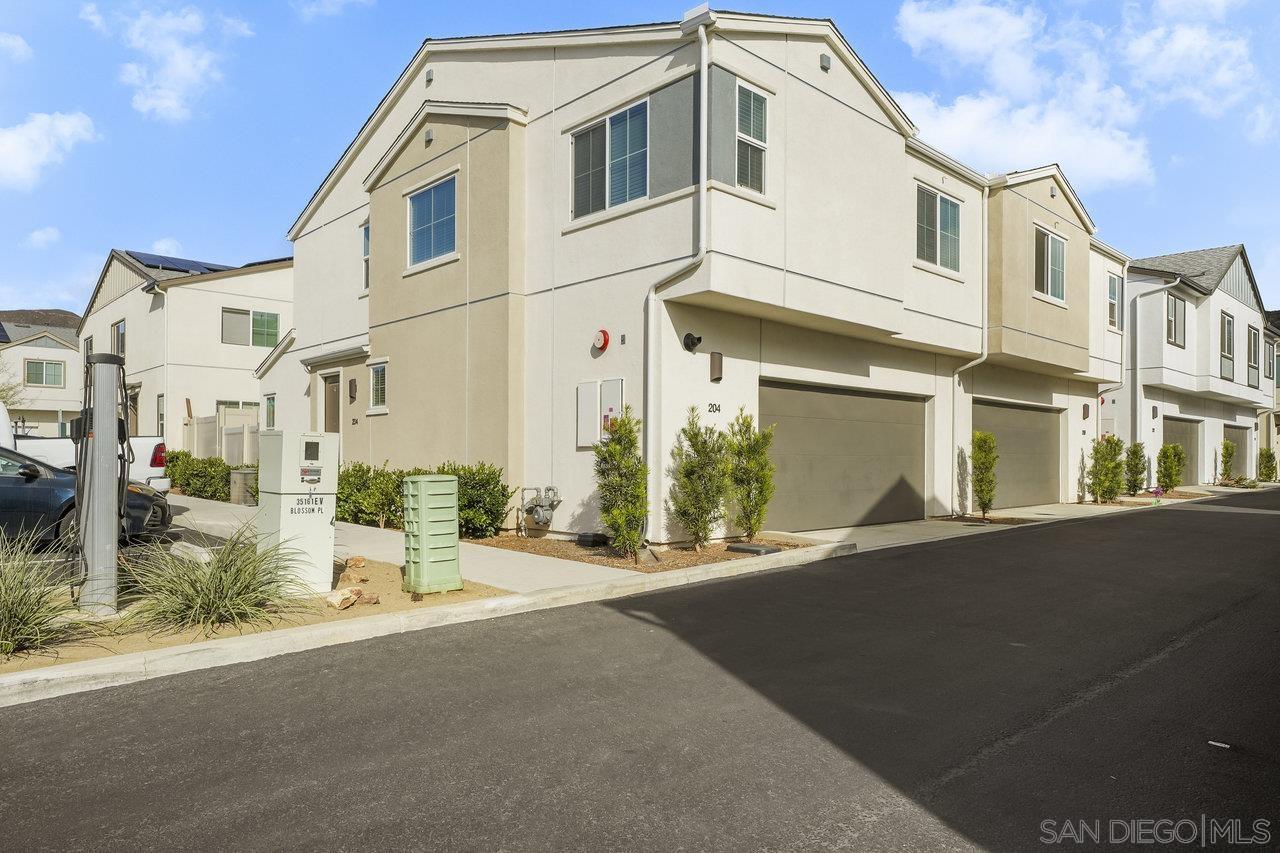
[474, 533, 806, 574]
[936, 514, 1036, 526]
[0, 560, 507, 676]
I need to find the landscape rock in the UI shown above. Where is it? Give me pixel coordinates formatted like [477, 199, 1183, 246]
[168, 541, 213, 564]
[324, 587, 364, 610]
[345, 556, 367, 570]
[356, 593, 380, 606]
[337, 569, 369, 586]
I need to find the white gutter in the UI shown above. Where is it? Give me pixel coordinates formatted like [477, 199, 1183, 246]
[642, 8, 713, 542]
[949, 181, 989, 515]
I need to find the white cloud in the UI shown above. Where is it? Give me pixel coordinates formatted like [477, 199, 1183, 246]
[1126, 24, 1257, 117]
[0, 33, 33, 63]
[79, 3, 108, 34]
[1153, 0, 1247, 20]
[115, 7, 250, 122]
[24, 227, 61, 249]
[151, 237, 184, 256]
[293, 0, 375, 21]
[1246, 104, 1274, 143]
[0, 112, 97, 191]
[896, 0, 1045, 100]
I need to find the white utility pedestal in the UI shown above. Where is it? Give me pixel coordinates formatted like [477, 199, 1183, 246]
[258, 431, 339, 593]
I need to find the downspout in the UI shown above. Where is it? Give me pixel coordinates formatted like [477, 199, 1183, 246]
[950, 180, 989, 515]
[642, 12, 712, 542]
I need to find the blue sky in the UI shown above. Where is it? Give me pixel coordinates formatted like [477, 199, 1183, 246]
[4, 0, 1280, 313]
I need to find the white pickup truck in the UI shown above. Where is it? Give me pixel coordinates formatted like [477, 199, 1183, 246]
[0, 403, 171, 492]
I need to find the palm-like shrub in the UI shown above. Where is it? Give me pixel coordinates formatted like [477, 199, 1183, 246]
[122, 528, 312, 636]
[1156, 443, 1186, 491]
[1259, 448, 1278, 483]
[971, 431, 998, 519]
[1087, 435, 1125, 503]
[668, 407, 731, 550]
[1123, 442, 1147, 496]
[0, 530, 99, 658]
[725, 409, 775, 541]
[1220, 440, 1237, 483]
[593, 405, 648, 561]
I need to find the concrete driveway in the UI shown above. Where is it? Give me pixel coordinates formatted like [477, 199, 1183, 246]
[3, 489, 1279, 851]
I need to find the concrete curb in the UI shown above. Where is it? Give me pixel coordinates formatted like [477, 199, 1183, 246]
[0, 540, 858, 709]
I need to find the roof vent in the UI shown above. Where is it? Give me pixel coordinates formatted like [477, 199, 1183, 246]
[424, 68, 434, 86]
[819, 53, 832, 72]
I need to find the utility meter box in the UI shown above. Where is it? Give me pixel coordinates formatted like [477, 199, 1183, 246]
[258, 430, 340, 593]
[402, 474, 462, 594]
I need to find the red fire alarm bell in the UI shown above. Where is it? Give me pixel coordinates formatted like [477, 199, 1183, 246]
[593, 329, 610, 351]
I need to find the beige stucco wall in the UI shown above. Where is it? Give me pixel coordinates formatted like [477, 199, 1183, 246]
[360, 113, 525, 486]
[988, 176, 1092, 375]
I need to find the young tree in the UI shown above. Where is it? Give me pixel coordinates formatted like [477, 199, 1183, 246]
[1156, 443, 1186, 492]
[592, 405, 648, 562]
[724, 409, 775, 541]
[1087, 435, 1125, 503]
[1123, 441, 1147, 496]
[971, 430, 998, 519]
[668, 407, 730, 551]
[1220, 439, 1236, 483]
[0, 362, 26, 411]
[1259, 448, 1278, 483]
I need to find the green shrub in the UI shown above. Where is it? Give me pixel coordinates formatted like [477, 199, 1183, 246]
[971, 431, 998, 519]
[122, 526, 312, 636]
[0, 530, 99, 658]
[1220, 440, 1237, 483]
[173, 456, 232, 502]
[725, 409, 775, 541]
[1156, 443, 1186, 492]
[1123, 442, 1147, 496]
[336, 462, 374, 524]
[1259, 448, 1278, 482]
[668, 407, 731, 550]
[1087, 434, 1125, 503]
[164, 449, 195, 492]
[593, 405, 648, 560]
[433, 461, 514, 538]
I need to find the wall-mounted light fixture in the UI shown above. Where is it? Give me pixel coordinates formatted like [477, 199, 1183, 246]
[709, 351, 723, 383]
[1083, 403, 1090, 420]
[348, 378, 357, 404]
[1152, 405, 1159, 419]
[682, 332, 702, 352]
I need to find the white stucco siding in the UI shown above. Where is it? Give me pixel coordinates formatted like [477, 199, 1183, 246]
[1087, 247, 1124, 384]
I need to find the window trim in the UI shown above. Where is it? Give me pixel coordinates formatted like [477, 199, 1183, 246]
[111, 319, 126, 357]
[405, 173, 459, 271]
[1247, 325, 1260, 389]
[735, 82, 767, 195]
[1166, 292, 1186, 348]
[915, 182, 962, 275]
[367, 359, 388, 415]
[1033, 225, 1067, 304]
[1265, 339, 1275, 381]
[23, 358, 66, 388]
[1220, 311, 1235, 381]
[1107, 273, 1123, 330]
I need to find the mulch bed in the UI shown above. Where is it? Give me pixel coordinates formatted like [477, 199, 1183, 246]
[937, 515, 1036, 526]
[472, 534, 804, 574]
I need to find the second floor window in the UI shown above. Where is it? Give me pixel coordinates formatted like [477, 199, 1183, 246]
[571, 101, 649, 218]
[222, 308, 280, 347]
[265, 394, 276, 429]
[916, 186, 960, 273]
[1166, 293, 1186, 347]
[737, 85, 767, 193]
[84, 336, 93, 358]
[1247, 326, 1260, 388]
[408, 176, 456, 266]
[1220, 312, 1235, 380]
[24, 360, 64, 387]
[1267, 340, 1276, 384]
[362, 222, 370, 289]
[1108, 274, 1123, 329]
[1034, 228, 1066, 301]
[111, 320, 125, 357]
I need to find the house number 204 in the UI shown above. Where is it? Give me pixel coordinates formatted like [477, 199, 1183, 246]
[707, 403, 721, 413]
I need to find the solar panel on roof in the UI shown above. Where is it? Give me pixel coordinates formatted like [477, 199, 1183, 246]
[124, 250, 234, 274]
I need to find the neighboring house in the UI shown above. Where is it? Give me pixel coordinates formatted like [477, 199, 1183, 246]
[1260, 309, 1280, 455]
[967, 165, 1126, 508]
[0, 309, 83, 437]
[79, 250, 294, 451]
[1110, 245, 1276, 483]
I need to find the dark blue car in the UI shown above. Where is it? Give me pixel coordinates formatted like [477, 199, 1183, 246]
[0, 445, 171, 541]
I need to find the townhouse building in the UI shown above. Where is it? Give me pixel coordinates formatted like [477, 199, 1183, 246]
[79, 250, 294, 451]
[0, 309, 83, 437]
[1265, 310, 1280, 452]
[1107, 245, 1276, 483]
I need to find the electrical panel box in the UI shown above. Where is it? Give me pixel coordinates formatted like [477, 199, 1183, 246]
[600, 378, 623, 432]
[258, 430, 340, 594]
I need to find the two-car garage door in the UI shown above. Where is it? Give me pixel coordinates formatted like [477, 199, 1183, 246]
[972, 401, 1060, 509]
[761, 382, 925, 532]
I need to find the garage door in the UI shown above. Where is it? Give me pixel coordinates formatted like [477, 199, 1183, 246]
[973, 401, 1060, 509]
[760, 382, 925, 531]
[1162, 417, 1199, 485]
[1225, 425, 1250, 478]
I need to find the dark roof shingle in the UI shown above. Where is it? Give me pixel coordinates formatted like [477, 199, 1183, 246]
[1129, 244, 1243, 293]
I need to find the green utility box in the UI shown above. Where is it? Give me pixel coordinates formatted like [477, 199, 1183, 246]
[402, 474, 463, 594]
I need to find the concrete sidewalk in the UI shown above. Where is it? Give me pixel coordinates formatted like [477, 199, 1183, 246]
[168, 494, 641, 594]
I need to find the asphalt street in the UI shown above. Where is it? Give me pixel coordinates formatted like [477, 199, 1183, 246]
[3, 489, 1279, 851]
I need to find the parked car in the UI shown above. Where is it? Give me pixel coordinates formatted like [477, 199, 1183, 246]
[0, 445, 171, 542]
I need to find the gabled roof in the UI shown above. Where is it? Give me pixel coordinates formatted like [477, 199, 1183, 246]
[0, 327, 78, 351]
[1129, 244, 1243, 293]
[0, 309, 80, 329]
[989, 164, 1096, 234]
[287, 8, 918, 241]
[363, 101, 528, 191]
[1266, 310, 1280, 336]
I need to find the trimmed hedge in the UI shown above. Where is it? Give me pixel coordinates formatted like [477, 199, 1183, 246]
[165, 451, 232, 502]
[335, 461, 514, 537]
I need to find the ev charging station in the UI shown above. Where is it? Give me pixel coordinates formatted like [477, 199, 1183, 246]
[257, 430, 339, 593]
[75, 353, 132, 616]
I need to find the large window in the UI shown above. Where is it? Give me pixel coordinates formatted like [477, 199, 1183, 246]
[24, 360, 64, 387]
[1247, 326, 1260, 388]
[1166, 293, 1186, 347]
[1220, 312, 1235, 380]
[111, 320, 125, 357]
[737, 84, 767, 194]
[571, 101, 649, 218]
[362, 222, 370, 290]
[1034, 228, 1066, 301]
[370, 363, 387, 408]
[916, 186, 961, 273]
[1108, 274, 1123, 329]
[408, 176, 457, 266]
[222, 309, 279, 347]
